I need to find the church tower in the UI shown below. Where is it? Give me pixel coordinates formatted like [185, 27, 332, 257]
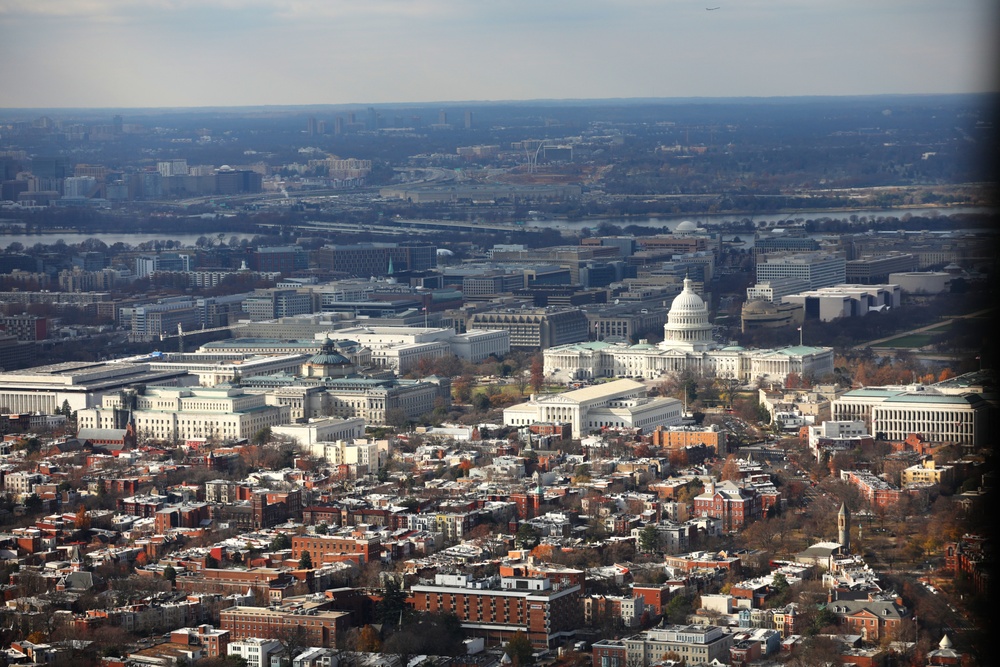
[838, 502, 850, 552]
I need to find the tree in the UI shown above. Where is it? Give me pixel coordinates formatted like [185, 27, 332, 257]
[274, 624, 310, 666]
[377, 579, 409, 627]
[271, 533, 291, 552]
[300, 551, 313, 569]
[251, 426, 272, 446]
[663, 594, 694, 624]
[472, 393, 492, 412]
[639, 524, 660, 553]
[720, 455, 741, 482]
[74, 505, 91, 530]
[530, 355, 545, 393]
[163, 565, 177, 585]
[504, 631, 534, 667]
[385, 408, 410, 429]
[515, 523, 539, 549]
[355, 625, 382, 652]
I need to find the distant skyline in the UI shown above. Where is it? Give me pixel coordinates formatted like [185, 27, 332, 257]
[1, 1, 997, 109]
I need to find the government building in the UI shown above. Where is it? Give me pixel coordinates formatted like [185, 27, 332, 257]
[832, 384, 993, 448]
[503, 379, 683, 438]
[544, 277, 833, 384]
[77, 385, 290, 443]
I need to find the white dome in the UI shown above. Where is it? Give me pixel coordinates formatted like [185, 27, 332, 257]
[662, 276, 714, 351]
[670, 283, 707, 312]
[675, 220, 699, 232]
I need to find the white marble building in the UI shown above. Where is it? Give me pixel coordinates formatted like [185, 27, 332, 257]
[503, 378, 683, 438]
[544, 277, 833, 384]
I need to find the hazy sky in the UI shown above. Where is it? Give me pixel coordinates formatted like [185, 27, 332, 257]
[1, 0, 996, 108]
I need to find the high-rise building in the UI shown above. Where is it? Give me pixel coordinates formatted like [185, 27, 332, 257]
[312, 242, 436, 277]
[157, 159, 189, 177]
[63, 176, 97, 198]
[756, 252, 846, 290]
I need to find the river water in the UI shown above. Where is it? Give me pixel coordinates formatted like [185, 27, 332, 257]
[527, 205, 993, 232]
[0, 205, 992, 250]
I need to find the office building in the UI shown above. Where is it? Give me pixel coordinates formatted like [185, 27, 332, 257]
[157, 159, 189, 177]
[846, 252, 918, 283]
[832, 385, 993, 448]
[623, 625, 733, 667]
[468, 307, 589, 350]
[782, 284, 901, 322]
[77, 385, 290, 443]
[249, 246, 308, 274]
[756, 252, 846, 290]
[135, 253, 191, 278]
[312, 242, 436, 277]
[410, 573, 582, 648]
[504, 379, 683, 439]
[746, 278, 812, 303]
[0, 360, 193, 414]
[242, 289, 313, 321]
[221, 607, 349, 648]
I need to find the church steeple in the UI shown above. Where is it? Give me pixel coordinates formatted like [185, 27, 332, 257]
[838, 502, 850, 552]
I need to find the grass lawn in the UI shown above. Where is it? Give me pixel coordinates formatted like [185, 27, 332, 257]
[875, 322, 952, 348]
[874, 333, 937, 348]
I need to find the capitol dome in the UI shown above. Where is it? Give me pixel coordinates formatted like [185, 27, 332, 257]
[662, 276, 714, 351]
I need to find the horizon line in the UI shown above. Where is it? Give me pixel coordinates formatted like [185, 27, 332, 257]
[2, 91, 997, 114]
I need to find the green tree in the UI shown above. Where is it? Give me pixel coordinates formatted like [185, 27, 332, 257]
[300, 551, 313, 569]
[163, 565, 177, 584]
[515, 523, 539, 549]
[252, 426, 272, 446]
[271, 533, 291, 552]
[504, 631, 534, 667]
[378, 579, 409, 627]
[639, 524, 660, 553]
[664, 594, 694, 624]
[472, 392, 492, 412]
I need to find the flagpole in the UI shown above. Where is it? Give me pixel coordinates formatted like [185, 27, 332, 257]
[798, 326, 803, 347]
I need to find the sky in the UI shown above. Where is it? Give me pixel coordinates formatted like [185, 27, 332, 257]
[1, 0, 997, 109]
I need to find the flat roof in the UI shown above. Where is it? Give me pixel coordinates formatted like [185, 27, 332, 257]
[563, 378, 645, 401]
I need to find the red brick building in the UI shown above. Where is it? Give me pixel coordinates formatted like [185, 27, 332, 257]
[591, 639, 626, 667]
[631, 584, 671, 614]
[291, 532, 382, 566]
[827, 597, 911, 643]
[169, 625, 230, 658]
[220, 605, 350, 648]
[693, 480, 762, 532]
[154, 503, 211, 534]
[410, 574, 581, 648]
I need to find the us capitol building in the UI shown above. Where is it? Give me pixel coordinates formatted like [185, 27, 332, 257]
[544, 277, 834, 384]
